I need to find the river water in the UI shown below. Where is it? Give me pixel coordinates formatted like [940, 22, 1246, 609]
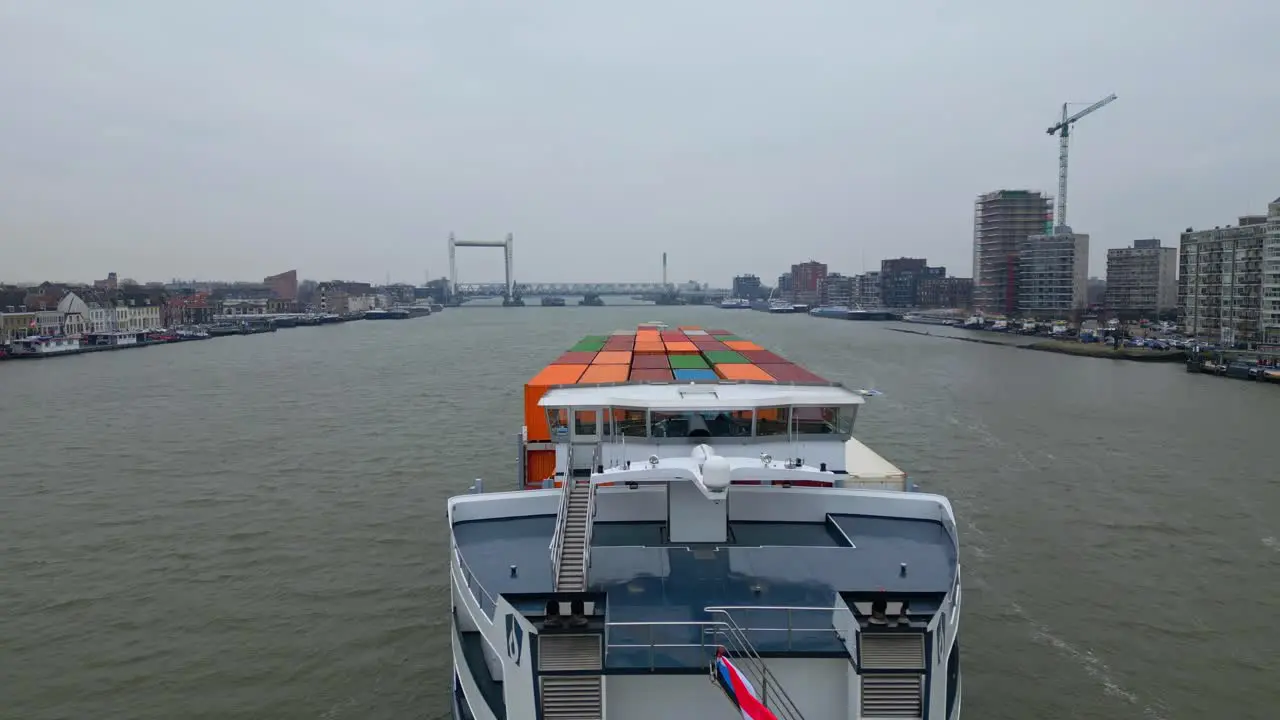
[1, 307, 1276, 720]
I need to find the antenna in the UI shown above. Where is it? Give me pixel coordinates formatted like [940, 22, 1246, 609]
[1046, 93, 1117, 229]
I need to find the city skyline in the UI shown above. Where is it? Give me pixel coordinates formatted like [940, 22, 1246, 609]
[3, 2, 1278, 284]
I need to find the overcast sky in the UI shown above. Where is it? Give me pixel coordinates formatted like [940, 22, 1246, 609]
[2, 1, 1276, 287]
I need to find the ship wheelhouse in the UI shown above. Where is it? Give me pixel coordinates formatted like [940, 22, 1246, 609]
[529, 380, 906, 492]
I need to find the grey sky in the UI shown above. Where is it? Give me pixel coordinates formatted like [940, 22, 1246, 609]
[2, 1, 1276, 287]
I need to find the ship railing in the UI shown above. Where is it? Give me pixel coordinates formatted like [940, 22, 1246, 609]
[581, 480, 598, 580]
[453, 542, 497, 618]
[548, 446, 574, 579]
[605, 612, 812, 720]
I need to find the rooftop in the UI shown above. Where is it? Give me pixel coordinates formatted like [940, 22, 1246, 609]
[453, 510, 956, 669]
[538, 381, 866, 410]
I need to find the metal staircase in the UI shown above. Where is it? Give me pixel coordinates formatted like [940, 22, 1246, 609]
[707, 609, 807, 720]
[859, 633, 925, 718]
[554, 477, 591, 591]
[539, 634, 602, 720]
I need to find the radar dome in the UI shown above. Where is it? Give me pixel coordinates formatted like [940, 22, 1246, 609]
[691, 444, 715, 464]
[702, 455, 731, 492]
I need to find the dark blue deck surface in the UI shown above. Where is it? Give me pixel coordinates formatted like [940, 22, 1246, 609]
[453, 513, 956, 670]
[453, 515, 557, 614]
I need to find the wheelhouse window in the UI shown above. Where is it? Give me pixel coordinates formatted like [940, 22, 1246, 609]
[794, 406, 837, 434]
[546, 408, 569, 439]
[574, 409, 599, 436]
[614, 407, 648, 437]
[755, 407, 791, 436]
[650, 410, 753, 438]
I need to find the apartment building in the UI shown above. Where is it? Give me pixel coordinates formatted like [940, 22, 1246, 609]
[788, 261, 828, 306]
[973, 190, 1054, 315]
[819, 273, 855, 307]
[731, 274, 763, 300]
[853, 272, 880, 308]
[1105, 239, 1177, 320]
[1016, 226, 1089, 320]
[918, 277, 973, 309]
[1264, 197, 1280, 347]
[1178, 213, 1268, 346]
[880, 258, 946, 308]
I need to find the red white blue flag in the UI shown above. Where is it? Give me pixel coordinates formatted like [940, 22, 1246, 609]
[713, 649, 779, 720]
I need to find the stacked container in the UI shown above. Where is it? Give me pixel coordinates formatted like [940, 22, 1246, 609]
[522, 325, 830, 489]
[524, 325, 829, 439]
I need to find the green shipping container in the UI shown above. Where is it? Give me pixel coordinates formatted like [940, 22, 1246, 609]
[582, 335, 610, 344]
[668, 354, 710, 369]
[571, 340, 607, 352]
[702, 350, 749, 364]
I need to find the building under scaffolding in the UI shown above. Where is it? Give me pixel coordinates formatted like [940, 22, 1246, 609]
[972, 190, 1053, 315]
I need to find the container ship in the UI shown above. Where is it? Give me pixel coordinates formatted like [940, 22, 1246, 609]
[448, 325, 962, 720]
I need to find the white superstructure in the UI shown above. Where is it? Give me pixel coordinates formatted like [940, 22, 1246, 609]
[448, 379, 962, 720]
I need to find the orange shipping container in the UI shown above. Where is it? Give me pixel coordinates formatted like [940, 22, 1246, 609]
[592, 351, 632, 365]
[663, 340, 699, 354]
[633, 342, 666, 354]
[724, 340, 763, 352]
[524, 363, 589, 441]
[580, 364, 630, 383]
[715, 363, 775, 381]
[525, 449, 557, 488]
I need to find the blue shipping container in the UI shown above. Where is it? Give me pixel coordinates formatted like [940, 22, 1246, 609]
[673, 368, 719, 381]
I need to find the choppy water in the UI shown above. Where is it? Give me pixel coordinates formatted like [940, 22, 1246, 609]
[1, 308, 1276, 720]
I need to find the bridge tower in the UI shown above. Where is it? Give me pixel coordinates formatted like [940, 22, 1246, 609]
[448, 233, 514, 300]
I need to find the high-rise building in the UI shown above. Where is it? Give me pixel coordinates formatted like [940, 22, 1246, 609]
[1265, 197, 1280, 347]
[1105, 239, 1177, 320]
[731, 274, 763, 300]
[1180, 209, 1272, 346]
[789, 261, 827, 305]
[1016, 226, 1089, 319]
[973, 190, 1054, 314]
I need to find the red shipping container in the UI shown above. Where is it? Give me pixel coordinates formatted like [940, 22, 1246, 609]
[629, 368, 674, 381]
[659, 331, 686, 341]
[554, 351, 598, 364]
[739, 349, 786, 364]
[693, 341, 729, 352]
[603, 338, 634, 350]
[706, 329, 732, 336]
[630, 354, 671, 369]
[756, 363, 827, 383]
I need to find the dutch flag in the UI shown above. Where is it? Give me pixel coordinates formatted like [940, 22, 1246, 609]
[713, 649, 779, 720]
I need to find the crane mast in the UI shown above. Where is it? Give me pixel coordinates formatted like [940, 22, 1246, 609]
[1046, 93, 1117, 229]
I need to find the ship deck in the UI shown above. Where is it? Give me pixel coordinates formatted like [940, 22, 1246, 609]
[453, 512, 957, 669]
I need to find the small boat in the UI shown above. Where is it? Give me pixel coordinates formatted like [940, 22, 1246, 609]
[541, 296, 567, 307]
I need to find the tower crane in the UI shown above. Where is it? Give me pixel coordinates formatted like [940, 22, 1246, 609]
[1047, 93, 1117, 229]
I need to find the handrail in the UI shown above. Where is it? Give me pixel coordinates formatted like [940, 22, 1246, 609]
[453, 543, 497, 618]
[548, 448, 573, 580]
[707, 609, 807, 720]
[581, 479, 598, 580]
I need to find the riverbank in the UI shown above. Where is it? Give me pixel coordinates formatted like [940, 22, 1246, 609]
[1025, 339, 1186, 362]
[887, 327, 1188, 362]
